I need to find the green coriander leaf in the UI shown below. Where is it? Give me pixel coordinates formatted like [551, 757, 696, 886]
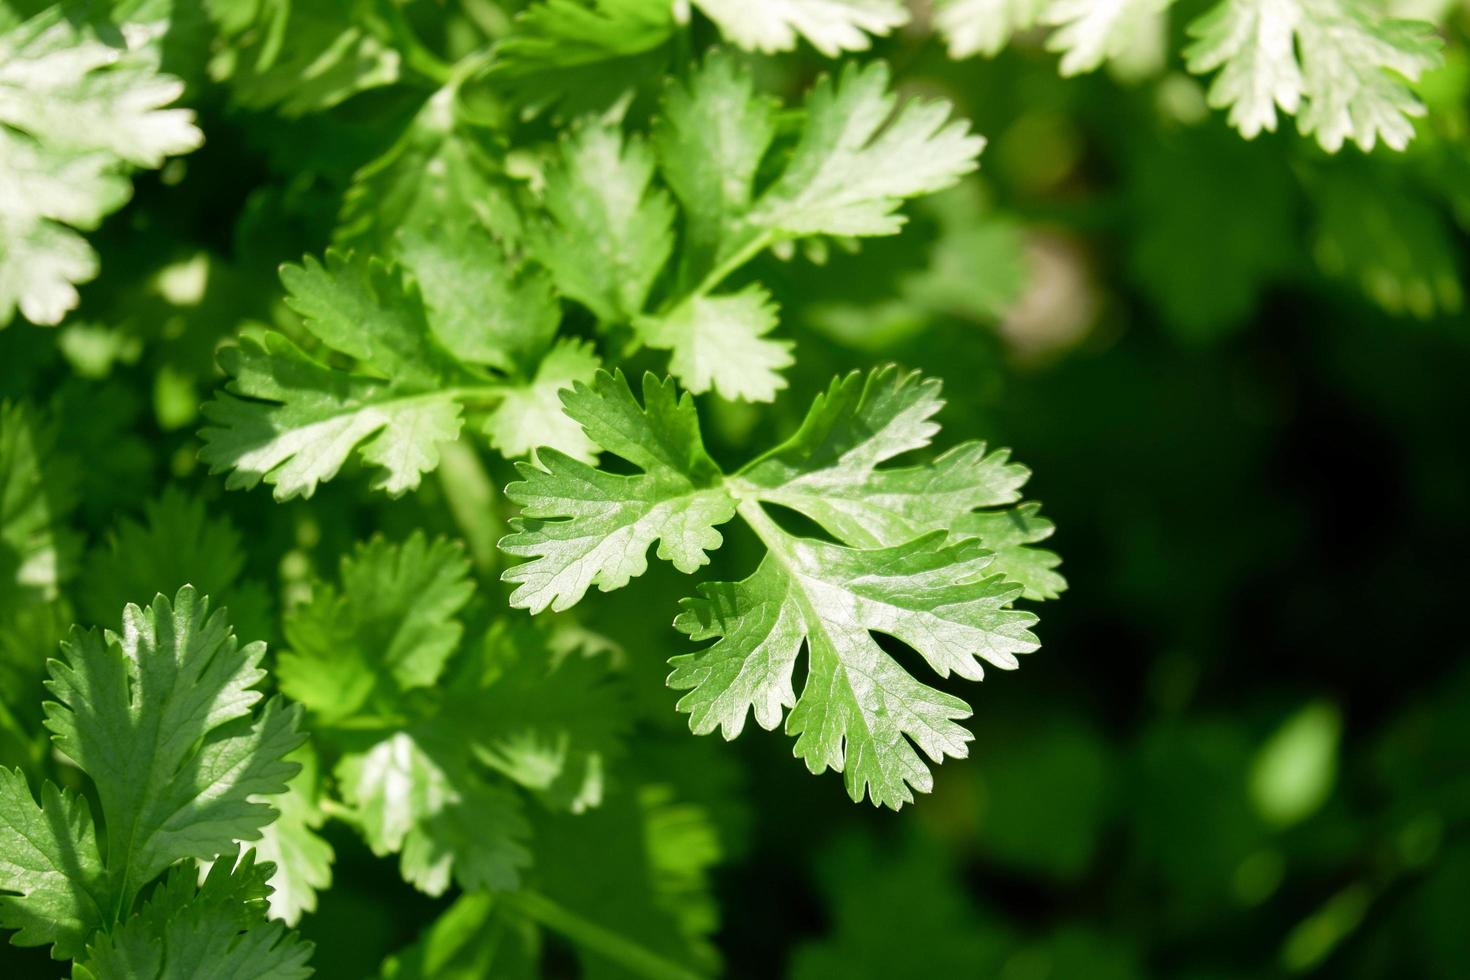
[499, 367, 1056, 807]
[338, 731, 531, 897]
[1185, 0, 1441, 152]
[396, 223, 559, 376]
[1041, 0, 1174, 77]
[206, 0, 400, 116]
[527, 123, 675, 323]
[0, 400, 80, 606]
[278, 532, 474, 725]
[0, 9, 201, 325]
[450, 622, 629, 812]
[44, 587, 305, 902]
[490, 0, 674, 115]
[651, 49, 777, 279]
[199, 254, 471, 500]
[379, 894, 538, 980]
[484, 338, 603, 462]
[748, 61, 984, 238]
[336, 92, 522, 253]
[690, 0, 907, 56]
[501, 372, 737, 614]
[739, 367, 1036, 550]
[531, 783, 722, 976]
[77, 849, 313, 980]
[636, 287, 794, 402]
[245, 749, 333, 926]
[0, 768, 106, 959]
[78, 487, 273, 642]
[932, 0, 1048, 58]
[670, 531, 1037, 808]
[953, 503, 1066, 602]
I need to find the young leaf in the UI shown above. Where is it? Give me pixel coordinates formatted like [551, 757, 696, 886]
[1185, 0, 1441, 152]
[76, 850, 313, 980]
[500, 368, 1059, 807]
[748, 61, 984, 238]
[690, 0, 907, 56]
[44, 587, 305, 903]
[0, 8, 201, 325]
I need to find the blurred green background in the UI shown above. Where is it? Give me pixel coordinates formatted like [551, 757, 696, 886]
[3, 0, 1469, 977]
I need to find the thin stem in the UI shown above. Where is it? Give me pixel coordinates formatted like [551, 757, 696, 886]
[501, 890, 706, 980]
[687, 229, 775, 304]
[437, 440, 502, 576]
[374, 0, 455, 84]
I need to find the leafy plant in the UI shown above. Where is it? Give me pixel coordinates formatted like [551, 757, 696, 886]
[3, 0, 1468, 977]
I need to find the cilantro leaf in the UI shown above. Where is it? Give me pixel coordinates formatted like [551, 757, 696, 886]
[651, 51, 778, 283]
[44, 587, 305, 904]
[206, 0, 401, 117]
[77, 849, 313, 980]
[490, 0, 674, 114]
[690, 0, 907, 56]
[501, 372, 737, 614]
[337, 731, 531, 897]
[1185, 0, 1442, 152]
[0, 8, 201, 325]
[0, 401, 80, 607]
[395, 223, 558, 377]
[199, 253, 471, 500]
[0, 769, 106, 958]
[527, 122, 675, 324]
[671, 531, 1035, 808]
[500, 368, 1057, 807]
[484, 339, 603, 463]
[244, 750, 333, 926]
[278, 532, 474, 725]
[1037, 0, 1174, 77]
[78, 487, 273, 642]
[932, 0, 1048, 58]
[336, 92, 522, 254]
[738, 368, 1035, 549]
[748, 61, 984, 238]
[636, 288, 794, 402]
[449, 622, 629, 813]
[278, 533, 533, 897]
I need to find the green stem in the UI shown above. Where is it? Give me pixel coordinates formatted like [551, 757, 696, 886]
[502, 890, 706, 980]
[686, 229, 775, 304]
[374, 0, 455, 84]
[437, 440, 502, 576]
